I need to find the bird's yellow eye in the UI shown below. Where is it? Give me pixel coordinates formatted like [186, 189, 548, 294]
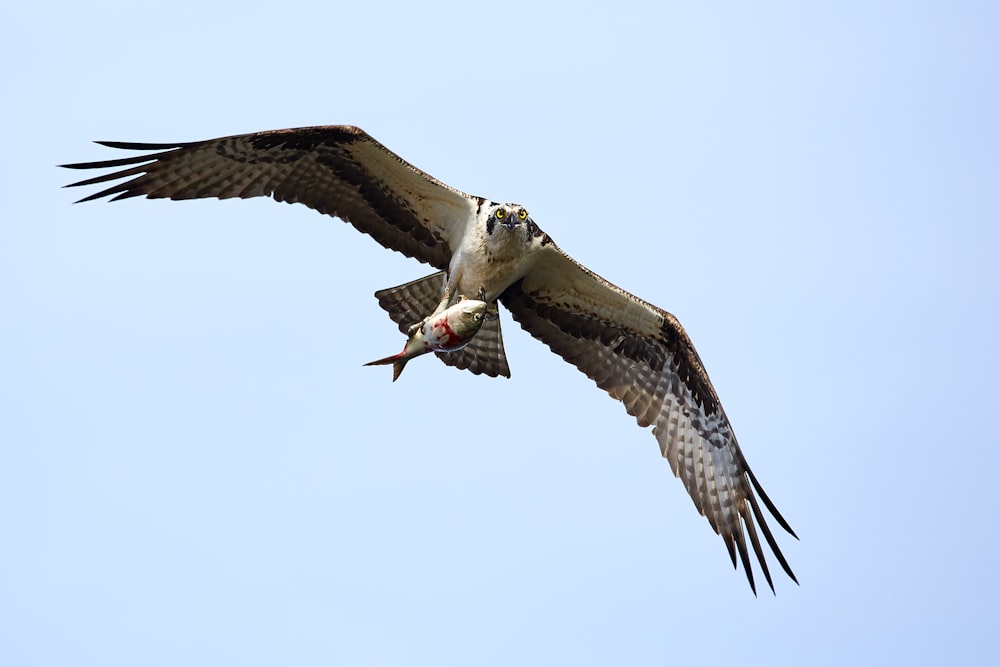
[518, 209, 528, 220]
[495, 208, 506, 219]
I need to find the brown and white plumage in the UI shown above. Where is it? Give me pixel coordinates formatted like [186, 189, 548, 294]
[62, 125, 797, 593]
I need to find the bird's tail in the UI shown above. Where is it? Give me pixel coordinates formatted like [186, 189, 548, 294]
[373, 272, 446, 333]
[363, 353, 409, 382]
[373, 272, 511, 378]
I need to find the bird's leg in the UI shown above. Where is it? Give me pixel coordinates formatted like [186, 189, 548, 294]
[481, 286, 499, 322]
[406, 268, 464, 336]
[456, 286, 487, 303]
[430, 267, 464, 316]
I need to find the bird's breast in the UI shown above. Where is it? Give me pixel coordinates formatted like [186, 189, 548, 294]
[452, 238, 538, 301]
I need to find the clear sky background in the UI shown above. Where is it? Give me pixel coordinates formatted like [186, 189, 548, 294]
[4, 1, 999, 665]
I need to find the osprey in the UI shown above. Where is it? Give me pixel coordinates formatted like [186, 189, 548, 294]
[62, 126, 797, 593]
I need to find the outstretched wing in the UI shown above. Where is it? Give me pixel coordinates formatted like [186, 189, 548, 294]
[500, 244, 798, 594]
[373, 272, 511, 378]
[61, 126, 479, 270]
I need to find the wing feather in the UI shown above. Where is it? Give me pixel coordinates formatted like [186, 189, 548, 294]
[501, 244, 797, 593]
[62, 126, 478, 270]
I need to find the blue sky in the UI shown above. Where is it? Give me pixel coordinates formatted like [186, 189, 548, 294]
[4, 1, 999, 665]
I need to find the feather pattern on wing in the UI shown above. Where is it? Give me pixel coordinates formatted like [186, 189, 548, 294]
[62, 126, 476, 270]
[500, 244, 798, 594]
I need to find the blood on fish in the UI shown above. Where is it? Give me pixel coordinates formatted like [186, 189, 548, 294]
[364, 298, 489, 381]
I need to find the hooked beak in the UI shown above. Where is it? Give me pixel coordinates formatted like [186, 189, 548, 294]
[501, 212, 519, 230]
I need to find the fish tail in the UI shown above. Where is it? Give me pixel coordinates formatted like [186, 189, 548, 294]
[363, 353, 410, 382]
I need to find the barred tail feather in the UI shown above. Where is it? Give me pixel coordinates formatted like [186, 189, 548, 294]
[374, 272, 511, 378]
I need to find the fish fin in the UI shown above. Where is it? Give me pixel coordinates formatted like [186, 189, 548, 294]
[373, 272, 446, 333]
[435, 303, 511, 378]
[363, 352, 411, 381]
[363, 352, 402, 367]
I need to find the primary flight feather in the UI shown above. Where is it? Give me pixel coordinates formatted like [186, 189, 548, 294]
[62, 125, 798, 593]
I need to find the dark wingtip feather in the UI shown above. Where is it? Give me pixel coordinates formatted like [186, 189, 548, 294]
[741, 504, 776, 595]
[745, 488, 799, 585]
[109, 190, 148, 203]
[723, 533, 738, 570]
[69, 181, 131, 203]
[732, 524, 757, 596]
[72, 191, 110, 204]
[745, 464, 798, 540]
[61, 154, 159, 171]
[61, 142, 187, 173]
[61, 140, 194, 179]
[60, 143, 181, 202]
[94, 140, 192, 150]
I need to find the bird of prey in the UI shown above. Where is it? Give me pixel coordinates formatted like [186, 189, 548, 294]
[62, 125, 797, 593]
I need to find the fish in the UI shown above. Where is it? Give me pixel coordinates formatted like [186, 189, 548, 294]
[364, 297, 489, 381]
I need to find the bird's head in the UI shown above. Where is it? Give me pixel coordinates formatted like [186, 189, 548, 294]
[485, 202, 535, 234]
